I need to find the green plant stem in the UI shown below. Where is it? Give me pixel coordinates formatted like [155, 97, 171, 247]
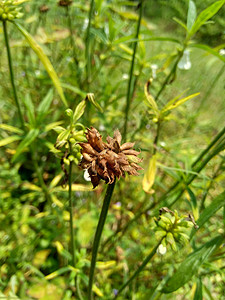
[123, 0, 144, 141]
[3, 20, 25, 130]
[155, 50, 183, 102]
[85, 0, 95, 87]
[66, 5, 81, 84]
[88, 181, 116, 300]
[115, 239, 162, 298]
[68, 145, 76, 268]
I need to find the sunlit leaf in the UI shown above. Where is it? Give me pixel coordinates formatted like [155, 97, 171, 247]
[162, 92, 200, 113]
[0, 124, 23, 134]
[33, 250, 51, 267]
[142, 155, 157, 193]
[0, 135, 21, 147]
[187, 0, 197, 31]
[73, 100, 86, 123]
[93, 284, 104, 297]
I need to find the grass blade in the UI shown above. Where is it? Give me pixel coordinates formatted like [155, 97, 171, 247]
[14, 22, 68, 107]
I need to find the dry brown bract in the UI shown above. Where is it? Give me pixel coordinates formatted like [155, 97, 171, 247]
[79, 127, 143, 188]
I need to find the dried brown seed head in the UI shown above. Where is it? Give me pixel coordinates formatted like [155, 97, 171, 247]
[79, 127, 143, 188]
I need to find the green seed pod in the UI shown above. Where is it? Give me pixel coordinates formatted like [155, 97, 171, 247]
[166, 232, 175, 245]
[7, 13, 14, 20]
[2, 13, 7, 19]
[155, 229, 167, 240]
[158, 219, 169, 230]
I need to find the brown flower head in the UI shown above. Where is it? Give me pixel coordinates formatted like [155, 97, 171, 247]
[79, 127, 143, 188]
[58, 0, 72, 7]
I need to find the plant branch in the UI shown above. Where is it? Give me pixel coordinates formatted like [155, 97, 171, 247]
[3, 20, 25, 130]
[88, 181, 116, 300]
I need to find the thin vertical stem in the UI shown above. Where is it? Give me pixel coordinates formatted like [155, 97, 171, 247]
[85, 0, 95, 87]
[88, 181, 116, 300]
[115, 239, 162, 298]
[3, 20, 25, 130]
[155, 50, 183, 102]
[123, 0, 144, 141]
[66, 5, 81, 84]
[68, 144, 76, 268]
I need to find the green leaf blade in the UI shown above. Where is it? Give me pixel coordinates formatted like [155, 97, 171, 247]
[14, 22, 68, 107]
[161, 235, 224, 293]
[187, 0, 225, 39]
[12, 129, 39, 162]
[187, 0, 197, 31]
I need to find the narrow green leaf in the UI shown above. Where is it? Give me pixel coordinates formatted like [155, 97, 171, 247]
[162, 92, 200, 113]
[12, 129, 39, 162]
[0, 135, 21, 147]
[187, 0, 197, 31]
[36, 89, 54, 124]
[188, 43, 225, 63]
[190, 190, 225, 238]
[186, 187, 199, 220]
[194, 278, 202, 300]
[0, 124, 23, 134]
[14, 22, 68, 107]
[44, 121, 64, 132]
[173, 17, 188, 31]
[61, 83, 86, 98]
[22, 94, 35, 127]
[73, 100, 86, 123]
[161, 235, 224, 293]
[45, 266, 79, 280]
[187, 0, 225, 39]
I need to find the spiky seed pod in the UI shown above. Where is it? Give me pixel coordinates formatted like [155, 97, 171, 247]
[155, 208, 197, 251]
[79, 127, 143, 188]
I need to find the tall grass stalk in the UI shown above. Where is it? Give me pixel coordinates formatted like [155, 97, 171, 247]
[123, 0, 144, 141]
[85, 0, 95, 86]
[68, 144, 76, 268]
[65, 5, 80, 84]
[3, 20, 25, 130]
[88, 181, 116, 300]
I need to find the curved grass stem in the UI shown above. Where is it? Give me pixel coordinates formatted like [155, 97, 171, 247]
[115, 239, 162, 298]
[88, 181, 116, 300]
[3, 20, 25, 130]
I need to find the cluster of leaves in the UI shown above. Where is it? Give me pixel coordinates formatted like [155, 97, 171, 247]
[0, 0, 225, 299]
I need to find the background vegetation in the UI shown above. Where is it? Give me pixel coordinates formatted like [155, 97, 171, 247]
[0, 0, 225, 299]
